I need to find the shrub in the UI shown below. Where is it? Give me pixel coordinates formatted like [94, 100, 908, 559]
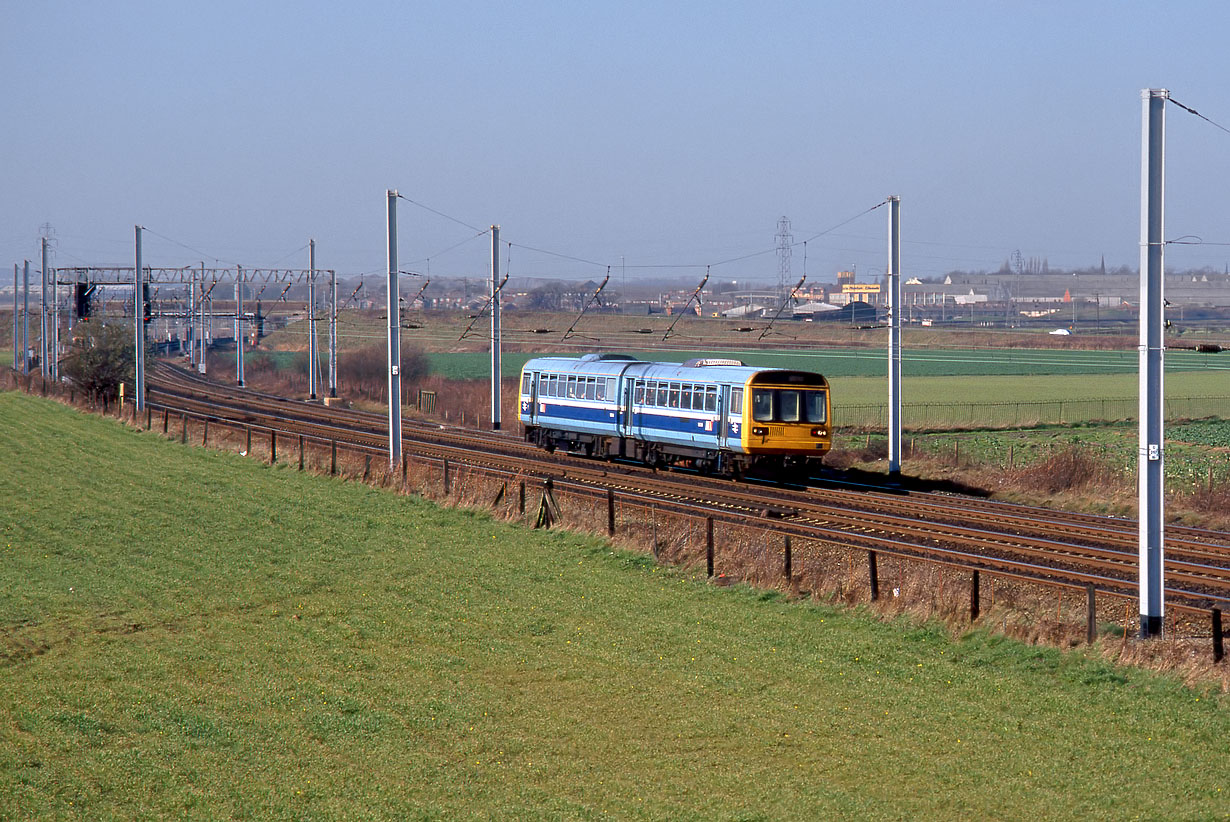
[1017, 446, 1115, 494]
[338, 345, 430, 400]
[61, 321, 144, 403]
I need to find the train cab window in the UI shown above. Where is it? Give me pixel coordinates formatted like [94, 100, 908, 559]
[705, 387, 717, 412]
[749, 388, 828, 423]
[751, 388, 774, 422]
[522, 373, 531, 395]
[777, 390, 802, 423]
[730, 388, 743, 416]
[805, 390, 827, 423]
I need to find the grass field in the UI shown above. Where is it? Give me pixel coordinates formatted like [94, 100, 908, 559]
[1, 391, 1227, 819]
[834, 371, 1230, 411]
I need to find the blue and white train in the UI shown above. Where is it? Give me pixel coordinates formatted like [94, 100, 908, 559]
[518, 354, 831, 476]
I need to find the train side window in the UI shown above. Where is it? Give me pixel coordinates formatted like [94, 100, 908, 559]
[729, 388, 742, 416]
[634, 383, 644, 404]
[585, 379, 596, 400]
[656, 383, 668, 407]
[668, 386, 679, 408]
[607, 378, 616, 401]
[565, 376, 574, 398]
[751, 388, 773, 422]
[595, 379, 605, 401]
[705, 387, 717, 412]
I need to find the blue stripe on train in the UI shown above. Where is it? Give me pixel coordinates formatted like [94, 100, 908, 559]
[521, 400, 746, 453]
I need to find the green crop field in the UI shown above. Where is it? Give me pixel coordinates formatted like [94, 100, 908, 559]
[425, 345, 1230, 381]
[1, 391, 1227, 819]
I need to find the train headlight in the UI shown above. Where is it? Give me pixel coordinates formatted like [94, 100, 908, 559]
[811, 427, 826, 437]
[751, 426, 768, 436]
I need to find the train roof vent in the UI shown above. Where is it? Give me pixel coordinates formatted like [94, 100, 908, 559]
[578, 353, 638, 362]
[683, 357, 746, 367]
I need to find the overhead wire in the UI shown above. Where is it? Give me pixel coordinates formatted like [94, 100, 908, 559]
[1167, 96, 1230, 138]
[395, 193, 488, 234]
[139, 226, 239, 266]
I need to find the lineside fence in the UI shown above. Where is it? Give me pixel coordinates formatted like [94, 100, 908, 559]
[4, 367, 1225, 666]
[840, 395, 1230, 430]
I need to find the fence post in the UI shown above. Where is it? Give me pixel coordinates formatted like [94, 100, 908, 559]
[706, 516, 714, 577]
[519, 480, 526, 515]
[203, 419, 209, 446]
[401, 450, 408, 487]
[970, 570, 980, 622]
[363, 455, 371, 481]
[246, 426, 252, 455]
[1214, 609, 1224, 664]
[180, 414, 187, 444]
[298, 435, 305, 470]
[146, 407, 151, 430]
[534, 478, 557, 529]
[867, 550, 879, 601]
[443, 458, 451, 495]
[607, 489, 616, 537]
[1086, 584, 1097, 644]
[783, 534, 792, 580]
[162, 409, 169, 433]
[330, 440, 337, 475]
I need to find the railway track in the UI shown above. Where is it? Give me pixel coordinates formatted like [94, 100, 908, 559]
[147, 362, 1230, 615]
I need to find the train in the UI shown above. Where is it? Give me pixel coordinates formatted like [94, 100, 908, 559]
[518, 354, 831, 477]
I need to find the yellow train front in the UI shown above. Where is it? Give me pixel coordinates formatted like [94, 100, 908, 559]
[736, 369, 832, 474]
[519, 355, 831, 478]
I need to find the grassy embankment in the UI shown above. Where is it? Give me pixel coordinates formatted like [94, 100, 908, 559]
[1, 391, 1227, 819]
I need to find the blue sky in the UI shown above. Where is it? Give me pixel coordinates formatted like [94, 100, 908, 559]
[4, 1, 1229, 285]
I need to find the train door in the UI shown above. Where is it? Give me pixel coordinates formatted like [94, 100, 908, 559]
[523, 371, 539, 425]
[620, 378, 634, 438]
[716, 385, 729, 449]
